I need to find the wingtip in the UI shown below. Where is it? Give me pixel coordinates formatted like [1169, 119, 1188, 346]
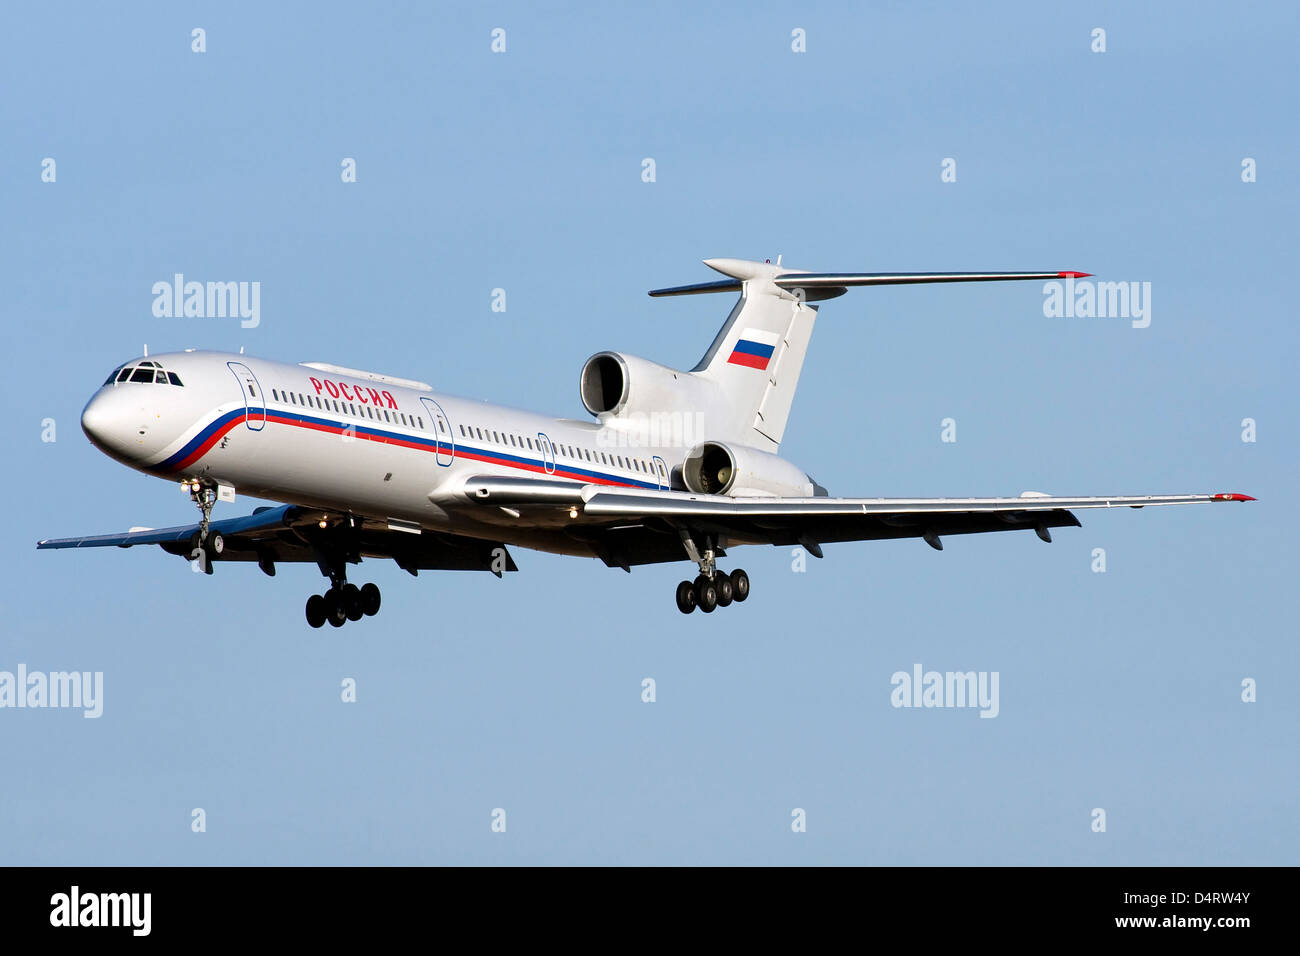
[1213, 493, 1256, 502]
[1058, 271, 1092, 278]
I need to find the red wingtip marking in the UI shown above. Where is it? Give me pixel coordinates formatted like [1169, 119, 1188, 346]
[1214, 493, 1256, 502]
[1058, 271, 1092, 278]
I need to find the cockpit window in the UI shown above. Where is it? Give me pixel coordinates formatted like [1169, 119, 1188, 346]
[108, 363, 184, 386]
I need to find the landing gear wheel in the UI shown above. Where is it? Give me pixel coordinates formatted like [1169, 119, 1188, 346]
[675, 580, 697, 614]
[324, 588, 347, 627]
[342, 583, 363, 622]
[305, 594, 326, 628]
[208, 533, 224, 555]
[730, 568, 750, 603]
[714, 571, 734, 607]
[695, 576, 718, 613]
[360, 583, 381, 617]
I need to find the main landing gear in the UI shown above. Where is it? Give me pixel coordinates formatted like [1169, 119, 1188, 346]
[304, 553, 382, 628]
[673, 531, 750, 614]
[305, 582, 381, 628]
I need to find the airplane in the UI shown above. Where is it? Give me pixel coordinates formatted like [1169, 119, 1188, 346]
[38, 257, 1254, 626]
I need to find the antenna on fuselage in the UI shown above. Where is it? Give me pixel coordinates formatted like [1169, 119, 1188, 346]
[143, 344, 148, 357]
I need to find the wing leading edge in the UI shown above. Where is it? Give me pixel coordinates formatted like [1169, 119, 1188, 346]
[460, 475, 1254, 568]
[38, 504, 519, 575]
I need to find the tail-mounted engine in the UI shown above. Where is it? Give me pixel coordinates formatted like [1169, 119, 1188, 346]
[681, 440, 815, 498]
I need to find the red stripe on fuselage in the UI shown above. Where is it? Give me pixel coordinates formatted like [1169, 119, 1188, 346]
[171, 412, 249, 471]
[175, 411, 648, 489]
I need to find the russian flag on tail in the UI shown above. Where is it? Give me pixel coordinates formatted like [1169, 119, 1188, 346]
[727, 327, 781, 370]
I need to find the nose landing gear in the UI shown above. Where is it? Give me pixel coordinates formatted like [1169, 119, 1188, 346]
[181, 479, 224, 573]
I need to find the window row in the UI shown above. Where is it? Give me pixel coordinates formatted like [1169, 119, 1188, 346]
[456, 423, 658, 475]
[270, 387, 445, 434]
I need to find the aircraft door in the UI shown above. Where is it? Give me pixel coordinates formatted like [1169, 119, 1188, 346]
[652, 455, 670, 490]
[537, 432, 556, 475]
[226, 361, 266, 431]
[419, 397, 455, 466]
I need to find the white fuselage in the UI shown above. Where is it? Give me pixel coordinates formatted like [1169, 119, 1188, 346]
[81, 351, 685, 559]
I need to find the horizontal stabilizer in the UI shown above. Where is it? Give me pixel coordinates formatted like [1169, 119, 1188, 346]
[773, 271, 1090, 300]
[649, 259, 1091, 301]
[648, 279, 744, 298]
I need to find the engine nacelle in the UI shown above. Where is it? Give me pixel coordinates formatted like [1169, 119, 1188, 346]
[681, 441, 815, 498]
[579, 352, 717, 420]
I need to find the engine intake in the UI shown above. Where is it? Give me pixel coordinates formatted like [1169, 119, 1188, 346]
[683, 442, 736, 494]
[579, 352, 627, 415]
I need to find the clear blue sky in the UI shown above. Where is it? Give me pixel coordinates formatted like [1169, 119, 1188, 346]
[2, 1, 1294, 865]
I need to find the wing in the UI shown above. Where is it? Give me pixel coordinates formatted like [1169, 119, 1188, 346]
[462, 475, 1254, 568]
[38, 504, 518, 576]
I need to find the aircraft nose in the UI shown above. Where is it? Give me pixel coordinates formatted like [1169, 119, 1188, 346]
[80, 392, 114, 446]
[80, 388, 147, 462]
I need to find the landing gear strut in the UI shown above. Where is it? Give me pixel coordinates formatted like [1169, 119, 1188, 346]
[184, 479, 223, 573]
[185, 479, 217, 544]
[674, 531, 750, 615]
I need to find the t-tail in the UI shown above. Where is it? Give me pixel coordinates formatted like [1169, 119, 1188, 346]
[650, 258, 1090, 452]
